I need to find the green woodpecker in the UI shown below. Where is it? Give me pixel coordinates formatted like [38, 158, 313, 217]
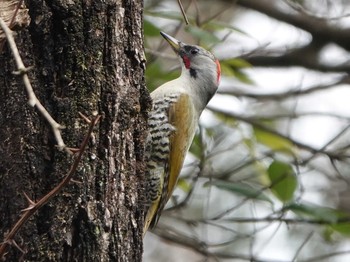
[144, 32, 221, 235]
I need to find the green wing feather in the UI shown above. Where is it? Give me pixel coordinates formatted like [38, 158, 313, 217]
[143, 94, 197, 236]
[167, 94, 196, 201]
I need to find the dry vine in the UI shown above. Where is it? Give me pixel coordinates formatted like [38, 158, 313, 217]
[0, 114, 100, 259]
[0, 17, 67, 151]
[0, 10, 101, 260]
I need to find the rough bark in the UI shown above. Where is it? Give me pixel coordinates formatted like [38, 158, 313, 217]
[0, 0, 148, 261]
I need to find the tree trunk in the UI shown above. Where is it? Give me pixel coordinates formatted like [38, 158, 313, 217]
[0, 0, 148, 261]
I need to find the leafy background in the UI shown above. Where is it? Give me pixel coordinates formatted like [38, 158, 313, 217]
[143, 1, 350, 261]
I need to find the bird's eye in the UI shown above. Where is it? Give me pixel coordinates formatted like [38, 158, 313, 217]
[191, 48, 199, 55]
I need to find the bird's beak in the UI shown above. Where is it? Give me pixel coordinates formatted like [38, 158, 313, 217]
[160, 31, 181, 54]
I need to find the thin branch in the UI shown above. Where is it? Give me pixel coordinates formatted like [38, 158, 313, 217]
[209, 107, 350, 162]
[241, 111, 350, 122]
[153, 224, 294, 262]
[208, 108, 314, 155]
[238, 41, 350, 73]
[292, 232, 314, 261]
[154, 212, 350, 261]
[209, 172, 298, 220]
[218, 216, 350, 225]
[302, 123, 350, 163]
[177, 0, 189, 25]
[163, 215, 350, 232]
[242, 51, 350, 73]
[0, 17, 67, 151]
[235, 0, 350, 51]
[300, 250, 350, 262]
[285, 0, 350, 21]
[0, 114, 101, 260]
[219, 75, 350, 101]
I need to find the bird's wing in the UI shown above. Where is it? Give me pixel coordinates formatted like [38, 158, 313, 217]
[166, 93, 197, 201]
[144, 93, 197, 235]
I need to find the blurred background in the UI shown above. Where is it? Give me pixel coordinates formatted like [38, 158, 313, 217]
[143, 0, 350, 261]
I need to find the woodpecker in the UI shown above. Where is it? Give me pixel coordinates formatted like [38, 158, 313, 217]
[144, 32, 221, 235]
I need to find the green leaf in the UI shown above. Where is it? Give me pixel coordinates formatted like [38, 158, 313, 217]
[205, 180, 272, 203]
[331, 223, 350, 236]
[267, 160, 297, 203]
[202, 21, 248, 35]
[177, 178, 192, 193]
[145, 61, 179, 91]
[220, 59, 254, 84]
[144, 19, 161, 37]
[285, 202, 349, 224]
[322, 226, 336, 242]
[233, 69, 254, 84]
[220, 62, 236, 77]
[189, 133, 202, 159]
[254, 128, 296, 156]
[145, 11, 185, 21]
[223, 58, 252, 69]
[213, 111, 238, 128]
[323, 223, 350, 241]
[185, 27, 220, 45]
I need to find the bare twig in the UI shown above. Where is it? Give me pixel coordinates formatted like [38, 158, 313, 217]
[235, 0, 350, 51]
[240, 42, 350, 73]
[300, 250, 350, 262]
[239, 111, 350, 122]
[0, 17, 67, 151]
[209, 107, 350, 161]
[218, 216, 350, 225]
[219, 75, 350, 101]
[292, 232, 314, 262]
[0, 114, 101, 260]
[302, 123, 350, 163]
[285, 0, 350, 21]
[177, 0, 189, 25]
[153, 224, 292, 262]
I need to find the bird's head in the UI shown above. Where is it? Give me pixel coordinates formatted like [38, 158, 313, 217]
[160, 32, 220, 103]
